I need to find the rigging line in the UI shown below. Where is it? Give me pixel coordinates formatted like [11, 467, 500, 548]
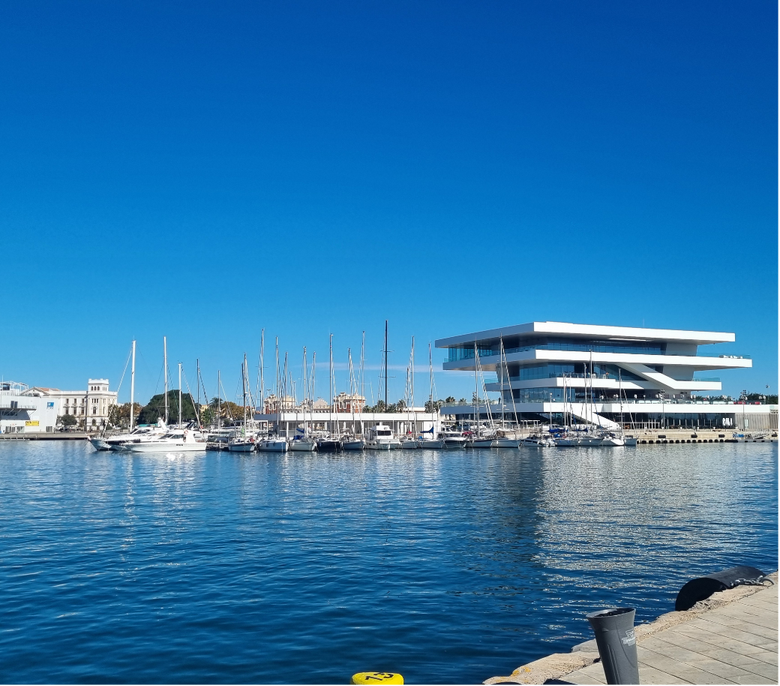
[114, 344, 133, 398]
[219, 377, 234, 420]
[198, 366, 209, 408]
[181, 370, 201, 427]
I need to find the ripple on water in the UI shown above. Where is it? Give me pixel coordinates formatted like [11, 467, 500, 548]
[0, 441, 775, 683]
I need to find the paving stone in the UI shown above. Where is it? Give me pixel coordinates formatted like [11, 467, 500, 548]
[732, 676, 777, 685]
[635, 665, 690, 684]
[738, 660, 779, 681]
[563, 673, 604, 685]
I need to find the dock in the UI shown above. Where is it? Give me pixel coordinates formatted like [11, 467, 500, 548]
[0, 432, 89, 440]
[485, 573, 778, 685]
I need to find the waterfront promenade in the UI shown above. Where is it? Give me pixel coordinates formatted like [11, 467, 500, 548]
[485, 573, 778, 685]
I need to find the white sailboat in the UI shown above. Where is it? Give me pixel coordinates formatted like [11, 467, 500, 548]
[493, 336, 521, 448]
[471, 343, 498, 448]
[418, 342, 445, 448]
[290, 347, 317, 451]
[258, 338, 288, 452]
[229, 356, 256, 452]
[399, 337, 419, 449]
[342, 347, 365, 450]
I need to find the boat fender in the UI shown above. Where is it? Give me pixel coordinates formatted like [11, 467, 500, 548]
[351, 673, 403, 685]
[675, 565, 772, 611]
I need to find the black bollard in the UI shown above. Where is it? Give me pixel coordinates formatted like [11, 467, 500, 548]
[586, 607, 639, 685]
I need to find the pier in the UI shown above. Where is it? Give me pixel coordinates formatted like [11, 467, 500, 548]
[0, 432, 88, 441]
[485, 572, 778, 685]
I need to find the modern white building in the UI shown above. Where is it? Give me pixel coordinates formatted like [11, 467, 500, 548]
[0, 382, 60, 434]
[436, 321, 776, 431]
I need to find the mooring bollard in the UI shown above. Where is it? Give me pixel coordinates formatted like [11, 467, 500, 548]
[586, 607, 639, 684]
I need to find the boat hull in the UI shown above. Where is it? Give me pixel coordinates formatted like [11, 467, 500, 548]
[289, 440, 317, 451]
[418, 439, 445, 449]
[228, 442, 256, 452]
[443, 439, 467, 449]
[126, 442, 206, 453]
[341, 440, 365, 450]
[471, 439, 497, 448]
[257, 440, 288, 452]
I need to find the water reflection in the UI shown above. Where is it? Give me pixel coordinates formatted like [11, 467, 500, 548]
[0, 441, 775, 685]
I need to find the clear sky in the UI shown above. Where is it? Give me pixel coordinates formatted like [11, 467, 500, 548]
[1, 0, 776, 406]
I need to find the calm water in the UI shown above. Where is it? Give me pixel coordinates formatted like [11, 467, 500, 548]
[0, 441, 776, 684]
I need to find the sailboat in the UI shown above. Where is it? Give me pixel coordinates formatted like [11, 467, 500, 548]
[89, 340, 169, 451]
[556, 352, 624, 447]
[471, 343, 498, 448]
[342, 347, 365, 450]
[258, 338, 289, 452]
[290, 347, 317, 451]
[399, 338, 419, 449]
[126, 348, 206, 453]
[493, 336, 521, 448]
[418, 343, 445, 449]
[317, 334, 342, 451]
[229, 356, 256, 452]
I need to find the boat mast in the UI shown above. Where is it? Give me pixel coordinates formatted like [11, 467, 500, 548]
[428, 342, 436, 438]
[474, 341, 479, 428]
[499, 337, 505, 428]
[500, 336, 519, 429]
[164, 336, 168, 424]
[348, 347, 356, 435]
[130, 340, 136, 432]
[329, 333, 334, 436]
[302, 347, 308, 435]
[360, 333, 365, 436]
[410, 336, 416, 435]
[360, 331, 365, 401]
[260, 329, 265, 413]
[178, 362, 182, 426]
[384, 320, 388, 408]
[242, 356, 247, 434]
[275, 337, 280, 430]
[217, 370, 222, 430]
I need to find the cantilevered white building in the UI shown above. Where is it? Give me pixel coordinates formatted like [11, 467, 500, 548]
[436, 321, 775, 431]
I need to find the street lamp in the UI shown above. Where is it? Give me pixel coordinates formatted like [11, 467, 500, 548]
[658, 391, 665, 430]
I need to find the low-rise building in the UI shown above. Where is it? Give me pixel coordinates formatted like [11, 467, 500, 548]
[0, 382, 59, 434]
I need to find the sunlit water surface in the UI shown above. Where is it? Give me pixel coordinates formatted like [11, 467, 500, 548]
[0, 441, 776, 684]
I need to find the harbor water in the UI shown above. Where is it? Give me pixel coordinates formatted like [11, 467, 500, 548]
[0, 441, 776, 684]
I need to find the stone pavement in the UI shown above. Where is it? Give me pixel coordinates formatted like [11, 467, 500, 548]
[485, 574, 777, 685]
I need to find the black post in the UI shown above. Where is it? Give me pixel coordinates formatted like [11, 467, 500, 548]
[586, 607, 639, 684]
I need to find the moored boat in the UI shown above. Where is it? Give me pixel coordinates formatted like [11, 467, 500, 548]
[257, 437, 289, 452]
[366, 424, 401, 450]
[125, 427, 207, 453]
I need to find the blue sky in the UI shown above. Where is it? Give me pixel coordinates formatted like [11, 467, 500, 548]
[1, 0, 776, 406]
